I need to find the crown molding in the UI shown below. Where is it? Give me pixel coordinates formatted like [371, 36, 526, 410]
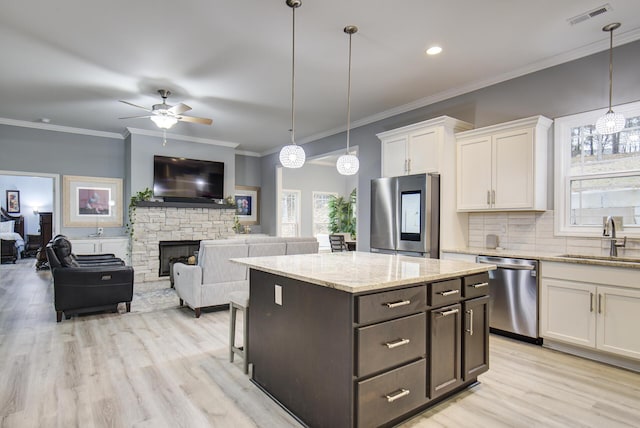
[234, 150, 262, 157]
[125, 127, 239, 148]
[0, 117, 123, 139]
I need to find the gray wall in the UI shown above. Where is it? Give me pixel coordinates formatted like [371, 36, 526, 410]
[0, 125, 125, 237]
[235, 155, 262, 187]
[260, 40, 640, 251]
[282, 163, 357, 237]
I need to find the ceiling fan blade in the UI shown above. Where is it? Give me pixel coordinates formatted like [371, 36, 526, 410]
[169, 103, 191, 115]
[118, 115, 152, 120]
[177, 115, 213, 125]
[119, 100, 152, 111]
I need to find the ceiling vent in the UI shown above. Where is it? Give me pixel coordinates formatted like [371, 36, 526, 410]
[567, 4, 612, 26]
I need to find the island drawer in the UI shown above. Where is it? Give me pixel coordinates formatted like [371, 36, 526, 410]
[429, 278, 462, 307]
[357, 358, 426, 428]
[462, 273, 490, 299]
[356, 285, 426, 324]
[356, 312, 426, 377]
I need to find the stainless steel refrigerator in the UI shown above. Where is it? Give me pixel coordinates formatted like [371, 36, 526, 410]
[370, 173, 440, 257]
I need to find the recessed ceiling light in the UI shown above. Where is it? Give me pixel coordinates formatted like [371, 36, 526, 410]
[426, 46, 442, 55]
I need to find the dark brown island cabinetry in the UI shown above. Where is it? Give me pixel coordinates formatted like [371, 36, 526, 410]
[248, 269, 490, 428]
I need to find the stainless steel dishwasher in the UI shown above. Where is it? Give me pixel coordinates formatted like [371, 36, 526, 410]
[476, 255, 541, 344]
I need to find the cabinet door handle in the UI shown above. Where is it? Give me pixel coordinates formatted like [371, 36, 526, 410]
[465, 309, 474, 335]
[384, 299, 411, 308]
[385, 388, 410, 403]
[590, 292, 594, 312]
[491, 190, 496, 205]
[384, 338, 411, 349]
[469, 282, 489, 289]
[407, 158, 411, 173]
[598, 294, 602, 314]
[438, 289, 459, 296]
[487, 190, 491, 205]
[437, 308, 459, 317]
[404, 159, 408, 173]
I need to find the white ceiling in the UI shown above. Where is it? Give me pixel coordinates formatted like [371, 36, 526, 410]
[1, 1, 640, 154]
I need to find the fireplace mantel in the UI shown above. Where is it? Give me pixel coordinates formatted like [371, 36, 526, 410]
[135, 200, 234, 209]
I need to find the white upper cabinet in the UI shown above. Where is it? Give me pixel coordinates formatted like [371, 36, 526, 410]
[456, 116, 552, 212]
[378, 117, 473, 178]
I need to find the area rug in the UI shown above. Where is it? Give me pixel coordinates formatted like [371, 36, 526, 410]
[130, 280, 180, 313]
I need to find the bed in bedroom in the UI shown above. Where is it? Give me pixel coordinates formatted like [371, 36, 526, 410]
[1, 208, 25, 263]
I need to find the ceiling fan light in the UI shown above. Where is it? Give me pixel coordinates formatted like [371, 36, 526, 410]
[595, 110, 625, 135]
[279, 144, 305, 168]
[336, 153, 359, 175]
[150, 115, 178, 129]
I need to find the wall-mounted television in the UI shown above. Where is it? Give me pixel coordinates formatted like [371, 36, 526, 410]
[153, 155, 224, 201]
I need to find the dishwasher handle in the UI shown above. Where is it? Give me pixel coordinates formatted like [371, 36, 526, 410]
[477, 260, 535, 271]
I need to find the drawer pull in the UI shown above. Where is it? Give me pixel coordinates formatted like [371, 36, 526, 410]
[469, 282, 488, 289]
[385, 388, 410, 403]
[437, 308, 459, 317]
[384, 299, 411, 308]
[438, 289, 459, 296]
[384, 338, 410, 349]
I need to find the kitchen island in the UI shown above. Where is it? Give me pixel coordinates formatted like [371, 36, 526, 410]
[232, 252, 496, 428]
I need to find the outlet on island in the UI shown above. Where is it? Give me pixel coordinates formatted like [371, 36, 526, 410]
[275, 284, 282, 305]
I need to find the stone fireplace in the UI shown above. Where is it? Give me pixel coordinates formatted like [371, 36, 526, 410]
[130, 201, 235, 283]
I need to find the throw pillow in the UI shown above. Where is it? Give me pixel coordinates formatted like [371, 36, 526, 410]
[0, 220, 14, 233]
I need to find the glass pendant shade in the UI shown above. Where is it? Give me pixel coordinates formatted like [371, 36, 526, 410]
[596, 22, 625, 136]
[595, 111, 625, 135]
[280, 0, 305, 169]
[337, 25, 359, 176]
[279, 144, 305, 168]
[150, 115, 178, 129]
[336, 153, 359, 175]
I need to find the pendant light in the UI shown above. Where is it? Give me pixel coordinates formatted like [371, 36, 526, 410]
[279, 0, 306, 169]
[336, 25, 360, 176]
[595, 22, 625, 135]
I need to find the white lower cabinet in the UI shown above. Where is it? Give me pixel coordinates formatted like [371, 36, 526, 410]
[69, 237, 129, 263]
[596, 286, 640, 360]
[540, 279, 596, 348]
[540, 262, 640, 361]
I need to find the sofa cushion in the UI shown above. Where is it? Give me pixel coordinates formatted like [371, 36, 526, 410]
[249, 242, 286, 257]
[200, 243, 249, 284]
[285, 238, 320, 255]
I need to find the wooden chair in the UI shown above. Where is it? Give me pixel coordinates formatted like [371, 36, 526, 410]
[329, 234, 347, 252]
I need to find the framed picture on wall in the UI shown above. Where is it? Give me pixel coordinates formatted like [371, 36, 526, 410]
[63, 175, 123, 227]
[6, 190, 20, 213]
[234, 185, 260, 225]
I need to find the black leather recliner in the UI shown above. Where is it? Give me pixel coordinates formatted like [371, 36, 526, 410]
[46, 236, 134, 322]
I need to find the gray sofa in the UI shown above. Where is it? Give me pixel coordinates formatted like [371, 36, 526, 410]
[173, 236, 319, 317]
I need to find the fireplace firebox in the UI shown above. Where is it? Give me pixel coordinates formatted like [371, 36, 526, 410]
[158, 240, 200, 277]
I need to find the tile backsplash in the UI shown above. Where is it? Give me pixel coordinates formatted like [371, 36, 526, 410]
[468, 211, 640, 257]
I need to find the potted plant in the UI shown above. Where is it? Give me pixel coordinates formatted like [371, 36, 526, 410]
[126, 188, 153, 239]
[328, 188, 357, 239]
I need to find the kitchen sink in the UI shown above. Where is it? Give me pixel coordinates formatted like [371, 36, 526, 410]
[558, 254, 640, 264]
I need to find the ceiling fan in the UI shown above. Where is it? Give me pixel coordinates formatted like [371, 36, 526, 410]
[119, 89, 213, 129]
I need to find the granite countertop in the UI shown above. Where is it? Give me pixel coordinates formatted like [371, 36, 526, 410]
[443, 247, 640, 269]
[231, 252, 496, 293]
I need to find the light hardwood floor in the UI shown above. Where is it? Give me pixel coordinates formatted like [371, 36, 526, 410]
[1, 259, 639, 428]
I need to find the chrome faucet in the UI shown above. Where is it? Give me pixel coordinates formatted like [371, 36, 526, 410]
[603, 216, 626, 257]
